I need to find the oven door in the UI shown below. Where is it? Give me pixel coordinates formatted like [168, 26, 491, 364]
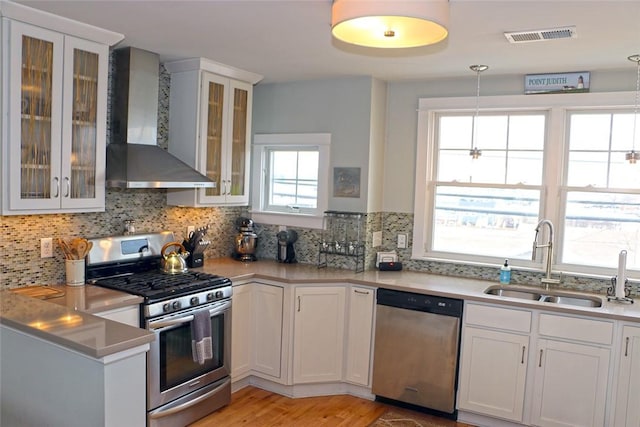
[146, 299, 231, 411]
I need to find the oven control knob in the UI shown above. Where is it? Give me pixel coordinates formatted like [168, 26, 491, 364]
[206, 293, 214, 301]
[172, 301, 181, 310]
[215, 291, 223, 299]
[162, 303, 171, 312]
[190, 296, 199, 305]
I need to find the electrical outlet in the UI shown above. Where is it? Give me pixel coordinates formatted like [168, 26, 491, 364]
[41, 237, 53, 258]
[278, 225, 287, 232]
[186, 225, 195, 237]
[397, 233, 408, 249]
[372, 231, 382, 248]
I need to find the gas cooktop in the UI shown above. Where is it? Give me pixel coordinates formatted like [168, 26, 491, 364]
[92, 271, 230, 302]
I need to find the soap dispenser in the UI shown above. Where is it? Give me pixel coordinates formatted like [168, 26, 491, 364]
[500, 259, 511, 284]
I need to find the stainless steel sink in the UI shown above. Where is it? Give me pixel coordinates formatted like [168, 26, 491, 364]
[484, 285, 602, 308]
[541, 294, 602, 308]
[485, 287, 542, 300]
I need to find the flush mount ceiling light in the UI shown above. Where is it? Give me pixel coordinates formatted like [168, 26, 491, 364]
[626, 54, 640, 164]
[469, 64, 488, 160]
[331, 0, 449, 48]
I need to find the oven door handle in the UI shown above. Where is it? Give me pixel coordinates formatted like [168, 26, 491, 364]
[148, 377, 231, 421]
[149, 301, 231, 330]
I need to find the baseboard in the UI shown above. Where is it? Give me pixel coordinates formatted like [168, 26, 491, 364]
[232, 375, 374, 401]
[457, 410, 524, 427]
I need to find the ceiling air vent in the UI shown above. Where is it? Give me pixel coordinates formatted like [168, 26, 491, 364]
[504, 26, 576, 44]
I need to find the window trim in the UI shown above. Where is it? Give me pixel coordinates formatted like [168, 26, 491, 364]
[251, 133, 330, 229]
[413, 91, 637, 275]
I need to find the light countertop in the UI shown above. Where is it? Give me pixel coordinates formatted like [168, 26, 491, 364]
[0, 286, 152, 359]
[3, 257, 639, 359]
[200, 258, 640, 323]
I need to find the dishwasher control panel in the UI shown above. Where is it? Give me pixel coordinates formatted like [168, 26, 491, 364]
[376, 288, 463, 317]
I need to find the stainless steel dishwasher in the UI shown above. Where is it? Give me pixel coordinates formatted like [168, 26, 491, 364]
[372, 288, 463, 418]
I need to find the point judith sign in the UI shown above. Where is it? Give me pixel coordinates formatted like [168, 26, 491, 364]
[525, 71, 590, 94]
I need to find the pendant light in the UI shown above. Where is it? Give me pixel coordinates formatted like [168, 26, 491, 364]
[331, 0, 449, 48]
[469, 64, 488, 159]
[626, 54, 640, 164]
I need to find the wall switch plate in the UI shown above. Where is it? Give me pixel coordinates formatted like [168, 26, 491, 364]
[372, 231, 382, 248]
[397, 233, 408, 249]
[186, 226, 195, 237]
[278, 225, 287, 232]
[41, 237, 53, 258]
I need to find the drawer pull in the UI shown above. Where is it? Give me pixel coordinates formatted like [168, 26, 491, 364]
[521, 346, 526, 364]
[354, 289, 370, 295]
[539, 349, 544, 367]
[625, 336, 630, 357]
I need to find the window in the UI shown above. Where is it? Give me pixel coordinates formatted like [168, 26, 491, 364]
[251, 133, 330, 228]
[414, 93, 640, 274]
[562, 111, 640, 272]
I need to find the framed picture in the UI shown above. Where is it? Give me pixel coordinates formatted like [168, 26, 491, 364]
[333, 167, 360, 198]
[525, 71, 590, 94]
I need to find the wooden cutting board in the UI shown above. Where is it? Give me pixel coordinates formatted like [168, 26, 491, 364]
[10, 285, 65, 300]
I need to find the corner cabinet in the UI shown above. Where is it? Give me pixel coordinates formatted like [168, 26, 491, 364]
[165, 58, 262, 207]
[292, 285, 346, 384]
[1, 4, 123, 215]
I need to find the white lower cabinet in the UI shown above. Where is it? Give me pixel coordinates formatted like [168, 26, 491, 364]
[231, 282, 284, 381]
[293, 286, 346, 383]
[531, 339, 610, 427]
[252, 283, 284, 377]
[459, 303, 614, 427]
[344, 286, 375, 386]
[458, 327, 529, 422]
[613, 325, 640, 427]
[459, 303, 531, 423]
[231, 283, 252, 379]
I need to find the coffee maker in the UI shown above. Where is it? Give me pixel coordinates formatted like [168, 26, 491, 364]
[277, 229, 298, 263]
[233, 218, 258, 261]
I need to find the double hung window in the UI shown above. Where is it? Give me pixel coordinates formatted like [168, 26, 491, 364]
[414, 94, 640, 273]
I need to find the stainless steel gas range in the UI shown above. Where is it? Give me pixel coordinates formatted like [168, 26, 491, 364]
[86, 231, 232, 427]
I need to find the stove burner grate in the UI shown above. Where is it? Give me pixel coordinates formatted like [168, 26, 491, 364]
[93, 271, 229, 302]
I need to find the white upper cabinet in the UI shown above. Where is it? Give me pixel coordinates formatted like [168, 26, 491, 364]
[1, 2, 123, 215]
[165, 58, 262, 207]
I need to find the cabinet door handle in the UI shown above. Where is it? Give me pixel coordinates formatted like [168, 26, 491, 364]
[539, 349, 544, 367]
[297, 296, 301, 312]
[625, 336, 630, 357]
[354, 289, 370, 295]
[53, 177, 60, 198]
[521, 346, 526, 364]
[63, 177, 70, 197]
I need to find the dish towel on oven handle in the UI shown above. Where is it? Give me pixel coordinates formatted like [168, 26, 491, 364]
[191, 309, 213, 365]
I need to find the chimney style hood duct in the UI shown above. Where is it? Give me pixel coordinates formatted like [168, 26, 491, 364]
[106, 47, 215, 189]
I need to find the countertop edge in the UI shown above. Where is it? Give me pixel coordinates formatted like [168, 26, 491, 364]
[0, 292, 154, 359]
[202, 258, 640, 323]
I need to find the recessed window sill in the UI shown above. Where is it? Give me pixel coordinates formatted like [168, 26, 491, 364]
[249, 211, 324, 229]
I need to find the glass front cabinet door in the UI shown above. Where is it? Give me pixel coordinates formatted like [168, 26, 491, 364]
[3, 19, 108, 214]
[198, 72, 252, 205]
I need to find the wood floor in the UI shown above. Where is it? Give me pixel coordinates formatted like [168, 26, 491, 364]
[190, 386, 472, 427]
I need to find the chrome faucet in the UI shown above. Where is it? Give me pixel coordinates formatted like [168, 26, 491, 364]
[532, 219, 560, 288]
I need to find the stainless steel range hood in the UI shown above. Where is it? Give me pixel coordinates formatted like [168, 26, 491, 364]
[107, 47, 214, 189]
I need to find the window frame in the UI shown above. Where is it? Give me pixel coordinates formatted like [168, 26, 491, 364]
[251, 133, 330, 229]
[413, 91, 638, 276]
